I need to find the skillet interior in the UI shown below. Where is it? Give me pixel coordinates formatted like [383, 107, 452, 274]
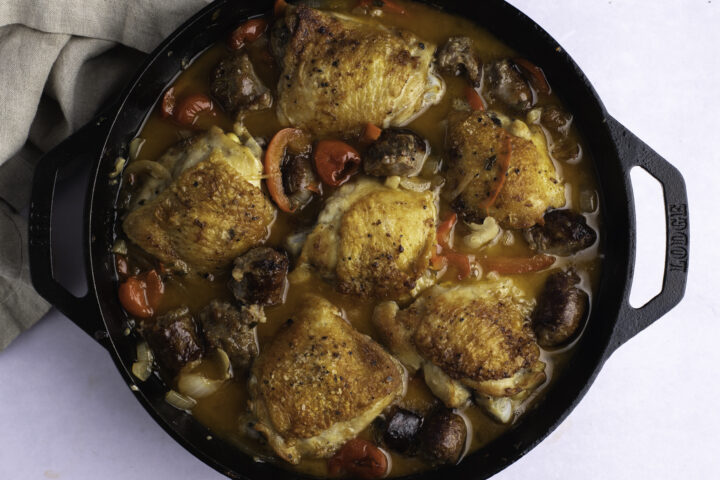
[85, 0, 631, 478]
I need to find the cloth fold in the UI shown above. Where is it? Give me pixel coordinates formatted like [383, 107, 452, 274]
[0, 0, 211, 350]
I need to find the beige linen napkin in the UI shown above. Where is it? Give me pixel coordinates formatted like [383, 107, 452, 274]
[0, 0, 211, 350]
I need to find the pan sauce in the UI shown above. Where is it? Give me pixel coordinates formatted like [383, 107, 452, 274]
[119, 0, 602, 476]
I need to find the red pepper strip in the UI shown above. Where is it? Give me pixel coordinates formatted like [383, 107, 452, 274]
[429, 244, 447, 271]
[174, 93, 216, 126]
[436, 212, 458, 249]
[118, 270, 164, 318]
[465, 85, 485, 111]
[513, 58, 551, 95]
[160, 87, 176, 118]
[360, 123, 382, 144]
[313, 140, 361, 187]
[478, 133, 512, 216]
[445, 251, 473, 280]
[359, 0, 407, 15]
[264, 128, 310, 212]
[274, 0, 288, 16]
[481, 253, 555, 275]
[228, 18, 268, 50]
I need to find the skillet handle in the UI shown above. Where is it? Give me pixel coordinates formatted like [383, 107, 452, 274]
[606, 116, 689, 352]
[28, 117, 111, 345]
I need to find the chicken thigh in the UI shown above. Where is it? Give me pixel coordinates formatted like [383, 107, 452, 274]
[445, 111, 565, 229]
[297, 178, 437, 299]
[271, 5, 445, 136]
[248, 296, 407, 464]
[373, 279, 546, 419]
[123, 125, 275, 273]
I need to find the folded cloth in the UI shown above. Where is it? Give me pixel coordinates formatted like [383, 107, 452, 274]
[0, 0, 211, 350]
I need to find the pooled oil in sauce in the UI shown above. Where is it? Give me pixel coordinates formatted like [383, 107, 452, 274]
[120, 0, 603, 477]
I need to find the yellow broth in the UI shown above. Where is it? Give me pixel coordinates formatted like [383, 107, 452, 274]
[120, 0, 603, 477]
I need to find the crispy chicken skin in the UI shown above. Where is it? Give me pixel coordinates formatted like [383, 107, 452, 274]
[248, 296, 407, 464]
[445, 111, 565, 229]
[123, 126, 275, 273]
[271, 5, 444, 136]
[298, 179, 437, 299]
[373, 280, 545, 407]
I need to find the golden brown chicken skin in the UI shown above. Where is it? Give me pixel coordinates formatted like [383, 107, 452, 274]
[123, 127, 275, 273]
[297, 179, 437, 300]
[271, 5, 444, 137]
[248, 296, 407, 464]
[373, 280, 545, 407]
[445, 111, 565, 229]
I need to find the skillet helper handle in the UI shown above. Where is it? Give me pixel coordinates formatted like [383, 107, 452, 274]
[28, 117, 111, 344]
[607, 116, 689, 351]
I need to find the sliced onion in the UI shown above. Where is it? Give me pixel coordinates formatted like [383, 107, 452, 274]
[111, 239, 128, 255]
[176, 349, 232, 399]
[109, 157, 127, 179]
[129, 137, 146, 161]
[177, 374, 224, 398]
[123, 160, 172, 181]
[399, 177, 431, 192]
[526, 108, 542, 125]
[131, 341, 154, 382]
[464, 217, 500, 250]
[165, 389, 197, 411]
[384, 176, 401, 189]
[579, 188, 598, 213]
[476, 394, 513, 424]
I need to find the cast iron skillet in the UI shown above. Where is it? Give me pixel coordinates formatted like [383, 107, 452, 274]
[28, 0, 690, 478]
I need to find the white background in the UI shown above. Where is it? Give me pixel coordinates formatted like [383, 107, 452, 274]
[1, 0, 719, 479]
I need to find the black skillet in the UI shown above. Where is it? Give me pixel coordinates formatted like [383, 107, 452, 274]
[27, 0, 690, 478]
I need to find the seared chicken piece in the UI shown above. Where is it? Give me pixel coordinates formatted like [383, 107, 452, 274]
[297, 178, 437, 299]
[373, 279, 545, 411]
[248, 296, 407, 463]
[271, 5, 445, 136]
[123, 126, 275, 273]
[446, 110, 565, 229]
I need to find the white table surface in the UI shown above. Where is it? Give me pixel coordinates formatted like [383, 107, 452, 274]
[2, 0, 719, 479]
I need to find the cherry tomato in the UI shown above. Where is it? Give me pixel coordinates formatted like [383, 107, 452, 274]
[265, 128, 311, 212]
[174, 93, 215, 126]
[228, 18, 268, 50]
[313, 140, 361, 187]
[481, 253, 555, 275]
[118, 270, 164, 318]
[161, 87, 176, 118]
[328, 439, 388, 479]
